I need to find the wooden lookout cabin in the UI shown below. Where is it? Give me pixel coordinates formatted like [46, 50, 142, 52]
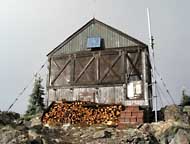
[46, 18, 152, 109]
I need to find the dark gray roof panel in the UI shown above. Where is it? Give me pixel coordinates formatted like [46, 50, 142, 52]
[48, 18, 147, 57]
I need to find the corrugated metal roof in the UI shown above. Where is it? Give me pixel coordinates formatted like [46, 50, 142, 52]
[47, 18, 147, 57]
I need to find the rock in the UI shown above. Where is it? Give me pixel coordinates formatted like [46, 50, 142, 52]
[164, 105, 182, 121]
[118, 128, 159, 144]
[61, 123, 71, 131]
[92, 128, 113, 139]
[0, 111, 20, 125]
[24, 120, 32, 128]
[104, 127, 114, 133]
[54, 138, 60, 143]
[80, 127, 95, 139]
[139, 121, 180, 143]
[0, 126, 24, 144]
[28, 129, 41, 139]
[93, 130, 106, 139]
[81, 132, 90, 138]
[30, 114, 42, 127]
[169, 129, 190, 144]
[182, 113, 190, 124]
[8, 134, 28, 144]
[73, 131, 83, 137]
[158, 124, 190, 144]
[183, 106, 190, 114]
[1, 109, 190, 144]
[41, 138, 48, 144]
[29, 138, 43, 144]
[182, 106, 190, 124]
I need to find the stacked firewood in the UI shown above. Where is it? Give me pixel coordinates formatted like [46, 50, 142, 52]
[42, 100, 123, 126]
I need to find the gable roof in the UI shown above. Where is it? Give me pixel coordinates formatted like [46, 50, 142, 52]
[47, 18, 147, 57]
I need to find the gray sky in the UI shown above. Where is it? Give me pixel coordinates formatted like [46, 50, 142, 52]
[0, 0, 190, 113]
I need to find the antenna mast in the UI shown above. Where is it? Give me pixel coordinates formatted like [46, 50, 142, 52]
[93, 0, 97, 18]
[147, 8, 157, 122]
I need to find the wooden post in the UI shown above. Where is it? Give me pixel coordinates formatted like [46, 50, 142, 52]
[71, 54, 76, 84]
[96, 52, 100, 83]
[121, 50, 125, 83]
[70, 88, 73, 101]
[126, 52, 141, 80]
[53, 88, 58, 101]
[48, 58, 52, 86]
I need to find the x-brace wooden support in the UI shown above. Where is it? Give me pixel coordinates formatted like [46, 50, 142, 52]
[51, 58, 71, 85]
[100, 53, 122, 82]
[75, 56, 95, 83]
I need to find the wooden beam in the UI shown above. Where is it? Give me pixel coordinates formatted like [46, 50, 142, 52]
[126, 49, 141, 81]
[121, 51, 126, 82]
[50, 46, 145, 60]
[130, 50, 141, 74]
[71, 54, 76, 83]
[52, 59, 70, 83]
[100, 53, 121, 82]
[75, 56, 95, 83]
[126, 52, 141, 80]
[96, 52, 100, 82]
[48, 58, 52, 87]
[76, 58, 91, 82]
[51, 58, 71, 85]
[48, 83, 123, 89]
[101, 55, 121, 80]
[52, 59, 61, 70]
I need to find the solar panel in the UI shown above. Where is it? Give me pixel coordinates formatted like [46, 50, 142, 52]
[87, 37, 101, 48]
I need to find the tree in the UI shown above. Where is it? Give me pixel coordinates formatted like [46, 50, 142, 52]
[25, 76, 45, 115]
[181, 89, 190, 106]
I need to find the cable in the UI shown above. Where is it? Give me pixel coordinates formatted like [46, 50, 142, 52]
[156, 85, 164, 107]
[7, 60, 47, 112]
[149, 64, 175, 105]
[157, 84, 170, 105]
[154, 67, 175, 104]
[92, 0, 97, 18]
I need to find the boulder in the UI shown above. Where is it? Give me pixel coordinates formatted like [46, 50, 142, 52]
[170, 129, 190, 144]
[0, 111, 20, 125]
[165, 105, 190, 124]
[118, 128, 159, 144]
[28, 129, 41, 139]
[164, 105, 182, 121]
[93, 128, 113, 139]
[93, 130, 105, 139]
[30, 114, 42, 127]
[183, 106, 190, 114]
[61, 123, 71, 131]
[0, 126, 27, 144]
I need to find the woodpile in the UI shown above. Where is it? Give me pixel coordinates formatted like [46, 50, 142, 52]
[42, 100, 124, 126]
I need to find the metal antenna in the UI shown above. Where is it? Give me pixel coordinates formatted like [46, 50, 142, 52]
[147, 8, 157, 122]
[93, 0, 97, 18]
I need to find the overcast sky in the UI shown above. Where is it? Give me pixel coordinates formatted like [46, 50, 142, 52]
[0, 0, 190, 113]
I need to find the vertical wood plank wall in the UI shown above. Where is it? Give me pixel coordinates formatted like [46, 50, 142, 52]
[47, 47, 151, 106]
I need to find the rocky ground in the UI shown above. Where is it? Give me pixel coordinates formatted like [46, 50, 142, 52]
[0, 105, 190, 144]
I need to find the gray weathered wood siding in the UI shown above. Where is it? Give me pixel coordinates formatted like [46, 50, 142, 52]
[47, 47, 151, 106]
[49, 47, 144, 87]
[52, 22, 139, 56]
[48, 86, 124, 104]
[47, 18, 152, 107]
